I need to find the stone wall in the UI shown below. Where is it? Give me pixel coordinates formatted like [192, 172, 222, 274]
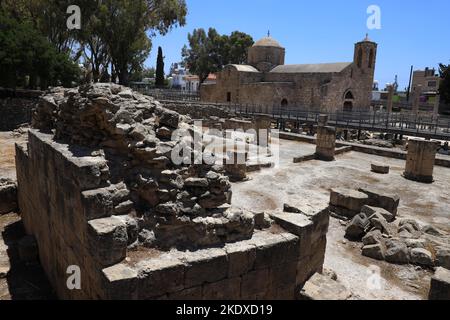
[0, 89, 42, 131]
[15, 84, 329, 299]
[16, 130, 329, 299]
[162, 100, 236, 120]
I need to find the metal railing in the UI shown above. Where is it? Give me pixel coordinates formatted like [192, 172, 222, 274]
[214, 103, 450, 139]
[132, 86, 201, 101]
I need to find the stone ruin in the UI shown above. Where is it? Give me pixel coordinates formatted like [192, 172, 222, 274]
[404, 139, 438, 183]
[0, 178, 18, 215]
[329, 187, 450, 270]
[14, 83, 330, 299]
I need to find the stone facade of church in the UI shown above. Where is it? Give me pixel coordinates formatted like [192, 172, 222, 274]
[200, 35, 377, 113]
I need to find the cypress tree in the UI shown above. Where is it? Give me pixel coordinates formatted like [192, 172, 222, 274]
[155, 47, 165, 87]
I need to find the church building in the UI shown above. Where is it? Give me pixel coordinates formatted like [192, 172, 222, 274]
[200, 34, 377, 112]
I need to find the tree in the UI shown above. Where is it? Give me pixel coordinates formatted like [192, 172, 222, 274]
[1, 0, 78, 54]
[98, 0, 187, 85]
[439, 63, 450, 104]
[1, 0, 187, 87]
[182, 28, 254, 83]
[223, 31, 254, 65]
[0, 9, 80, 89]
[155, 47, 165, 87]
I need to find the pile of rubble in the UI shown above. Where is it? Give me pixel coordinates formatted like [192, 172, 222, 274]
[31, 83, 265, 250]
[0, 178, 17, 215]
[329, 187, 450, 268]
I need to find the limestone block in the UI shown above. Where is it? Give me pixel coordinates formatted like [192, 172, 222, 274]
[299, 273, 352, 300]
[361, 205, 395, 223]
[362, 243, 385, 261]
[168, 286, 203, 300]
[404, 139, 438, 183]
[358, 187, 400, 215]
[102, 263, 138, 299]
[0, 179, 18, 214]
[81, 187, 114, 220]
[251, 231, 299, 269]
[136, 255, 185, 299]
[224, 241, 256, 278]
[371, 163, 390, 174]
[435, 246, 450, 269]
[202, 277, 241, 300]
[270, 261, 297, 289]
[330, 188, 369, 218]
[269, 211, 312, 236]
[275, 285, 295, 300]
[87, 216, 128, 267]
[429, 267, 450, 300]
[410, 248, 434, 267]
[183, 248, 228, 288]
[362, 229, 383, 246]
[241, 268, 270, 297]
[385, 239, 409, 264]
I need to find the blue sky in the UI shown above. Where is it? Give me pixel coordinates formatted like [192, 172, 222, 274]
[146, 0, 450, 90]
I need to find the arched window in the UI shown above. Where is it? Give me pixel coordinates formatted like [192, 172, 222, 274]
[344, 91, 354, 100]
[357, 48, 363, 68]
[281, 99, 288, 107]
[368, 49, 374, 68]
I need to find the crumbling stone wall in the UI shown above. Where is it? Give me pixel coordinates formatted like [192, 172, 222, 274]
[162, 100, 236, 120]
[16, 84, 329, 299]
[0, 89, 42, 131]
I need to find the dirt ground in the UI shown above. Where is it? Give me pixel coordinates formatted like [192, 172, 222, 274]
[232, 138, 450, 300]
[0, 132, 27, 180]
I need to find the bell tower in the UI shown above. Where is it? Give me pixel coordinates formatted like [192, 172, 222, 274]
[354, 34, 377, 76]
[353, 34, 378, 109]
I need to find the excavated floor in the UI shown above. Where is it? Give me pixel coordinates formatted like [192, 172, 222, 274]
[232, 138, 450, 300]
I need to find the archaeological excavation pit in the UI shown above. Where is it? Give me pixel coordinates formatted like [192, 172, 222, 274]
[10, 84, 330, 300]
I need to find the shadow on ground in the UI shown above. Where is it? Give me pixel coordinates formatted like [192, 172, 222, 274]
[1, 215, 55, 300]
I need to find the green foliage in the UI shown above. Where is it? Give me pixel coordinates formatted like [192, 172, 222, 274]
[129, 67, 156, 83]
[0, 9, 80, 89]
[1, 0, 187, 87]
[182, 28, 254, 83]
[439, 63, 450, 104]
[155, 47, 165, 87]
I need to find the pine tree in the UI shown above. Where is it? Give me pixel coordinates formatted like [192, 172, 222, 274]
[155, 47, 165, 87]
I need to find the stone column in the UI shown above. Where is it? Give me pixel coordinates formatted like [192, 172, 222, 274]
[412, 85, 422, 115]
[386, 85, 394, 113]
[433, 94, 441, 117]
[225, 150, 248, 181]
[253, 115, 272, 146]
[404, 139, 437, 183]
[315, 126, 336, 161]
[318, 114, 329, 127]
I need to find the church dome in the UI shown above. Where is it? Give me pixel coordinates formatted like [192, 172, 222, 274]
[253, 37, 283, 48]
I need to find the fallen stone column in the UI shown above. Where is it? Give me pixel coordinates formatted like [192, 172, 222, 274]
[404, 139, 437, 183]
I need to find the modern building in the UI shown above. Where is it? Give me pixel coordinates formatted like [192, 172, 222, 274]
[411, 67, 441, 104]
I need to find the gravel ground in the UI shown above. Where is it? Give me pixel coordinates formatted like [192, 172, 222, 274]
[231, 137, 449, 300]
